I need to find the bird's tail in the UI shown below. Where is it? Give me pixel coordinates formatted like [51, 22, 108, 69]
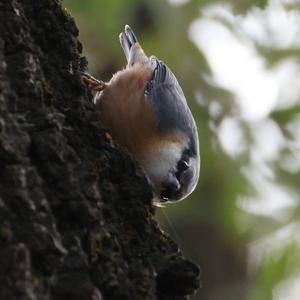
[119, 25, 149, 67]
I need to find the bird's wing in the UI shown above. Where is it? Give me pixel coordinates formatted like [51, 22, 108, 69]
[145, 57, 198, 154]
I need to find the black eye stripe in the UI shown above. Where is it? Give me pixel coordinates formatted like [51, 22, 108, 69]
[178, 160, 189, 171]
[160, 188, 171, 201]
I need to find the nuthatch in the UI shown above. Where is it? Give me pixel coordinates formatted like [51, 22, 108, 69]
[82, 25, 200, 206]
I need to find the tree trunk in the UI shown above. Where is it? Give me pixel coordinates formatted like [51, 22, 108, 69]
[0, 1, 200, 299]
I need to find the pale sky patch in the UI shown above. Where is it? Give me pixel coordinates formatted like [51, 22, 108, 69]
[189, 18, 278, 121]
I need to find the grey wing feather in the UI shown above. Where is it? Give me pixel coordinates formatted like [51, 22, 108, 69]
[146, 57, 199, 155]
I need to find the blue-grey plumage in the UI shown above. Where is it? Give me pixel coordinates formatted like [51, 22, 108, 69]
[82, 25, 200, 205]
[146, 57, 198, 155]
[145, 57, 200, 203]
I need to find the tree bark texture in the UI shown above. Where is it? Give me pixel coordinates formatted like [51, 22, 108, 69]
[0, 1, 200, 299]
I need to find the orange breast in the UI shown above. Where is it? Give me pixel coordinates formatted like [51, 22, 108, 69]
[95, 65, 186, 163]
[95, 66, 158, 156]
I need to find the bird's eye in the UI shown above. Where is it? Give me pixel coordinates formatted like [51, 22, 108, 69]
[178, 160, 189, 172]
[160, 189, 170, 202]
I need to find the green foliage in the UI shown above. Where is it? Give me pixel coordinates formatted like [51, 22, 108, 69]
[250, 244, 300, 300]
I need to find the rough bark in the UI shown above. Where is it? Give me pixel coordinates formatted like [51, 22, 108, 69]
[0, 1, 200, 299]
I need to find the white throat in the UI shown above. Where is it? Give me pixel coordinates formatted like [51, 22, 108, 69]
[141, 142, 183, 189]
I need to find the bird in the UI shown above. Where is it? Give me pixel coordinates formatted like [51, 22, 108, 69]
[82, 25, 200, 206]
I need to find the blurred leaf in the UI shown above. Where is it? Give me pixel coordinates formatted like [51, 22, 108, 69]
[259, 48, 300, 67]
[271, 108, 300, 127]
[250, 245, 297, 300]
[275, 167, 300, 194]
[246, 213, 287, 240]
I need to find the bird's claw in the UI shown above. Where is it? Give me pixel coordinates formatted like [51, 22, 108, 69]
[81, 72, 106, 92]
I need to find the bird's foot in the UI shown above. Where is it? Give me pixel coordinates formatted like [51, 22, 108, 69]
[81, 72, 106, 92]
